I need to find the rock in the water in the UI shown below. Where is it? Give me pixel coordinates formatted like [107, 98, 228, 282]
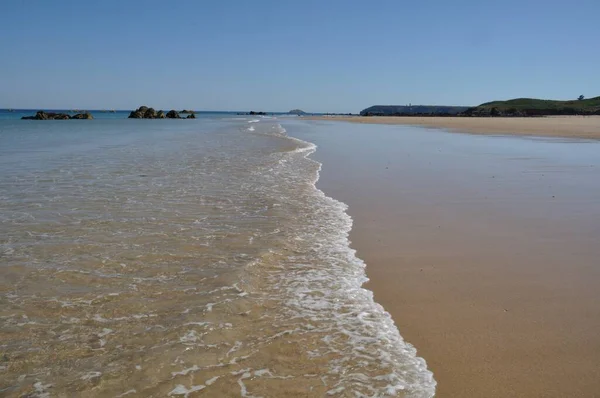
[36, 111, 50, 120]
[128, 106, 151, 119]
[127, 106, 191, 119]
[144, 107, 157, 119]
[128, 109, 144, 118]
[21, 110, 87, 120]
[71, 112, 93, 120]
[186, 113, 196, 119]
[166, 110, 181, 119]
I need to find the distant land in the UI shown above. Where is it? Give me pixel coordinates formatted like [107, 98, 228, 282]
[360, 96, 600, 117]
[288, 109, 307, 115]
[464, 96, 600, 116]
[360, 105, 468, 116]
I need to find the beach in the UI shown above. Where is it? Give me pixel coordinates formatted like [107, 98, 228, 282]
[0, 116, 436, 397]
[305, 115, 600, 139]
[290, 119, 600, 397]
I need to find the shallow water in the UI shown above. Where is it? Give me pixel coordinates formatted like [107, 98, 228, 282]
[0, 117, 434, 397]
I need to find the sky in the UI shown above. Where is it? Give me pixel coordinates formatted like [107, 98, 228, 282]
[1, 0, 599, 113]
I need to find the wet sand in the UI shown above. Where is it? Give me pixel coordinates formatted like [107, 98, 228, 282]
[294, 120, 600, 397]
[305, 115, 600, 139]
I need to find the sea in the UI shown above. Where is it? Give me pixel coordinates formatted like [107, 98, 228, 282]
[0, 110, 435, 397]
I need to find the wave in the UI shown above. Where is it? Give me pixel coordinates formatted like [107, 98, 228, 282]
[0, 118, 435, 396]
[260, 123, 437, 396]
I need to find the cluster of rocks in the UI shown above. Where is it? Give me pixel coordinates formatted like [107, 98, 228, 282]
[128, 106, 196, 119]
[22, 111, 93, 120]
[237, 111, 267, 116]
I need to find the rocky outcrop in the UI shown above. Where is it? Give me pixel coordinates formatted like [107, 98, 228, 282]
[166, 110, 181, 119]
[128, 106, 148, 118]
[128, 106, 186, 119]
[237, 111, 267, 116]
[180, 109, 195, 114]
[144, 108, 157, 118]
[186, 113, 196, 119]
[22, 111, 93, 120]
[71, 112, 93, 119]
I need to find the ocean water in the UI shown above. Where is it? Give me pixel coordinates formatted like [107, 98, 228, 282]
[0, 115, 435, 397]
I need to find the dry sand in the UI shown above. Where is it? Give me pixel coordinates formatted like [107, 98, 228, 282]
[303, 120, 600, 397]
[305, 115, 600, 139]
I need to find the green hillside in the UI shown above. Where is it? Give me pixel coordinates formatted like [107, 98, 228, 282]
[464, 96, 600, 116]
[360, 105, 469, 116]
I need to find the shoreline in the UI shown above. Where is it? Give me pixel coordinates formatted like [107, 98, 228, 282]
[304, 115, 600, 139]
[299, 119, 600, 397]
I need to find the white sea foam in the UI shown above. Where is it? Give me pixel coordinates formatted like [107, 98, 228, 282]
[0, 116, 435, 396]
[259, 122, 436, 396]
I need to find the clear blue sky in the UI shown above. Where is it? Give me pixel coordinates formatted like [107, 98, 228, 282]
[1, 0, 598, 113]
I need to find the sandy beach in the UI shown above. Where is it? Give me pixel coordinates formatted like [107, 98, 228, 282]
[305, 115, 600, 139]
[292, 120, 600, 397]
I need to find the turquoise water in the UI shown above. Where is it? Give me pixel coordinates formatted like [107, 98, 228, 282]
[0, 116, 435, 397]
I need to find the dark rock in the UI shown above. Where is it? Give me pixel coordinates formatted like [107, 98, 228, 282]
[21, 111, 76, 120]
[71, 112, 93, 120]
[127, 106, 193, 119]
[128, 106, 151, 119]
[128, 109, 144, 118]
[36, 111, 50, 120]
[180, 109, 194, 114]
[166, 110, 181, 119]
[144, 108, 157, 119]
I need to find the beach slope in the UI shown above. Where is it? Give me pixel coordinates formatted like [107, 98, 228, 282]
[305, 115, 600, 139]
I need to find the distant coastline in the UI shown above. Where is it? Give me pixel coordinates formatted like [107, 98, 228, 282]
[304, 115, 600, 140]
[359, 96, 600, 117]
